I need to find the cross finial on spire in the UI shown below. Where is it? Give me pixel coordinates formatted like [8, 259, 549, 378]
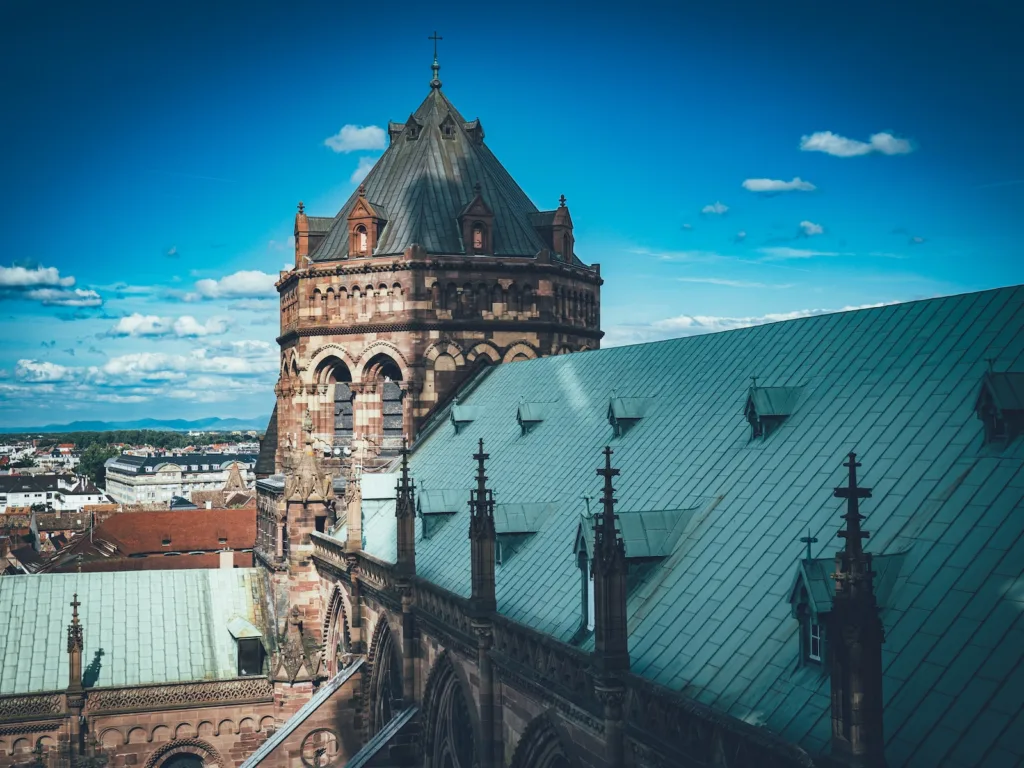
[751, 375, 758, 388]
[834, 452, 872, 557]
[473, 438, 489, 491]
[71, 593, 80, 620]
[428, 31, 443, 89]
[799, 529, 818, 561]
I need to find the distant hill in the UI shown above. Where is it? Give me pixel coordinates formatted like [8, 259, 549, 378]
[0, 416, 270, 434]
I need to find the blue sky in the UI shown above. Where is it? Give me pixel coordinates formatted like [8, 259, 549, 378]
[1, 0, 1022, 427]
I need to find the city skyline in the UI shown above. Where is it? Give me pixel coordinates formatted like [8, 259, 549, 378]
[1, 0, 1022, 426]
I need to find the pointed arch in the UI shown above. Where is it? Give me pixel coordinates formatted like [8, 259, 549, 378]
[508, 712, 578, 768]
[365, 614, 403, 738]
[421, 651, 480, 768]
[466, 342, 500, 365]
[322, 586, 352, 676]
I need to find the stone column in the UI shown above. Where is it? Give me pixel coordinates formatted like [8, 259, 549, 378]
[473, 619, 496, 768]
[595, 682, 626, 768]
[345, 554, 363, 654]
[401, 587, 416, 705]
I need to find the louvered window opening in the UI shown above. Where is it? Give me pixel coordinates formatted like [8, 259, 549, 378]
[334, 382, 354, 448]
[381, 381, 404, 449]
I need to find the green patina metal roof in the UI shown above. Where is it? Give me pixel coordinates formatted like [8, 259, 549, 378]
[493, 503, 555, 535]
[418, 489, 470, 516]
[608, 396, 654, 423]
[0, 569, 268, 695]
[980, 371, 1024, 411]
[747, 385, 803, 417]
[351, 285, 1024, 765]
[788, 552, 909, 618]
[577, 507, 700, 560]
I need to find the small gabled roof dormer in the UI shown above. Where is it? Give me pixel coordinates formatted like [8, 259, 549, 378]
[745, 384, 803, 439]
[440, 112, 459, 140]
[530, 194, 575, 262]
[517, 401, 553, 435]
[404, 114, 422, 141]
[459, 182, 495, 255]
[575, 507, 697, 564]
[347, 184, 389, 257]
[975, 370, 1024, 444]
[608, 396, 654, 437]
[417, 488, 469, 539]
[450, 401, 483, 435]
[463, 119, 485, 145]
[388, 121, 406, 144]
[492, 502, 555, 564]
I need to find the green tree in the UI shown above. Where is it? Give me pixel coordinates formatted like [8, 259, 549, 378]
[78, 444, 118, 487]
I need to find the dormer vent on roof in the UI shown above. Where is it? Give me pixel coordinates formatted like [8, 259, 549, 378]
[450, 403, 483, 435]
[417, 488, 469, 539]
[574, 507, 697, 564]
[608, 396, 654, 437]
[975, 370, 1024, 444]
[440, 113, 458, 140]
[492, 502, 555, 564]
[517, 401, 554, 435]
[459, 184, 495, 255]
[744, 385, 803, 439]
[387, 121, 406, 144]
[463, 119, 484, 144]
[404, 114, 422, 141]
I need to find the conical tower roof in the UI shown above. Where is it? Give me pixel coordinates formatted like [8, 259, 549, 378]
[310, 87, 549, 260]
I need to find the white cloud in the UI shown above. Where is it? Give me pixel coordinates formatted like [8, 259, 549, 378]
[605, 302, 895, 346]
[189, 270, 278, 301]
[25, 288, 103, 307]
[758, 246, 840, 260]
[95, 348, 276, 384]
[910, 236, 926, 245]
[735, 231, 747, 242]
[350, 156, 376, 184]
[167, 246, 178, 258]
[107, 313, 230, 338]
[701, 201, 729, 215]
[324, 124, 387, 153]
[0, 265, 74, 288]
[681, 223, 693, 230]
[799, 221, 824, 236]
[742, 177, 816, 193]
[15, 359, 75, 383]
[631, 247, 736, 264]
[799, 131, 913, 157]
[677, 277, 793, 289]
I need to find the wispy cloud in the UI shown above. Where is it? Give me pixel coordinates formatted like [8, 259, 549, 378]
[735, 231, 747, 242]
[605, 302, 897, 346]
[350, 156, 376, 184]
[758, 246, 841, 261]
[975, 179, 1024, 190]
[800, 131, 913, 157]
[701, 201, 729, 215]
[799, 221, 824, 236]
[324, 124, 386, 153]
[742, 177, 816, 193]
[677, 277, 794, 289]
[166, 246, 179, 258]
[631, 247, 737, 264]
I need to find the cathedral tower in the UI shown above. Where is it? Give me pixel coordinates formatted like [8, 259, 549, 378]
[265, 54, 603, 472]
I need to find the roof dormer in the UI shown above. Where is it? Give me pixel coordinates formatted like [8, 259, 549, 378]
[440, 113, 458, 141]
[459, 183, 495, 255]
[347, 184, 389, 257]
[516, 401, 553, 435]
[744, 385, 803, 439]
[404, 114, 422, 141]
[975, 371, 1024, 444]
[417, 488, 468, 539]
[388, 121, 406, 144]
[463, 119, 485, 145]
[450, 401, 483, 435]
[608, 396, 654, 437]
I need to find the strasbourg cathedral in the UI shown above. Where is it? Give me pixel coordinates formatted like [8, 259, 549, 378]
[2, 50, 1022, 768]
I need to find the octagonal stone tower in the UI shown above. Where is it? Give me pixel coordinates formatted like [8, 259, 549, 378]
[263, 65, 602, 473]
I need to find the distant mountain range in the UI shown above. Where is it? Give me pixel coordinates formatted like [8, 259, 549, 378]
[0, 416, 270, 434]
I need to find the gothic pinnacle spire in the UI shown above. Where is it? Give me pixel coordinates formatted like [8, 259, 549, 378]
[834, 452, 872, 559]
[428, 30, 443, 89]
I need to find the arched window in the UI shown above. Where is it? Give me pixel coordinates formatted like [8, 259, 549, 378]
[472, 224, 484, 251]
[368, 621, 403, 737]
[163, 756, 203, 768]
[562, 233, 570, 259]
[423, 655, 476, 768]
[356, 225, 368, 254]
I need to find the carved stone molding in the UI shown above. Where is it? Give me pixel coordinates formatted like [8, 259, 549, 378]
[278, 319, 603, 345]
[0, 720, 64, 737]
[143, 738, 225, 768]
[0, 693, 63, 721]
[84, 677, 274, 714]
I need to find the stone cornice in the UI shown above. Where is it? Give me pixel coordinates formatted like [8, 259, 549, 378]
[83, 677, 275, 715]
[276, 257, 602, 292]
[277, 319, 603, 345]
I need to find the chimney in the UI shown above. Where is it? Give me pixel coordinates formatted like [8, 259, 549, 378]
[219, 549, 234, 569]
[294, 201, 309, 268]
[206, 500, 212, 510]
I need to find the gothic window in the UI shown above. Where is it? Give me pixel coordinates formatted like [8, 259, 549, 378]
[472, 224, 484, 251]
[442, 117, 458, 140]
[356, 226, 368, 254]
[368, 621, 403, 736]
[424, 655, 476, 768]
[562, 233, 570, 259]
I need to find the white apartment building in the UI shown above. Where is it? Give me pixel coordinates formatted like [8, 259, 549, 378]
[103, 453, 257, 504]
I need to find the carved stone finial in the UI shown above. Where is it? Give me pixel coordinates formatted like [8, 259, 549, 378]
[297, 201, 305, 214]
[358, 183, 366, 198]
[559, 194, 567, 208]
[473, 181, 482, 197]
[834, 452, 872, 559]
[67, 593, 83, 653]
[591, 447, 629, 676]
[799, 529, 818, 562]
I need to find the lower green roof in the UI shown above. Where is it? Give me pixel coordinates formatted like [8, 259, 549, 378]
[0, 569, 268, 695]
